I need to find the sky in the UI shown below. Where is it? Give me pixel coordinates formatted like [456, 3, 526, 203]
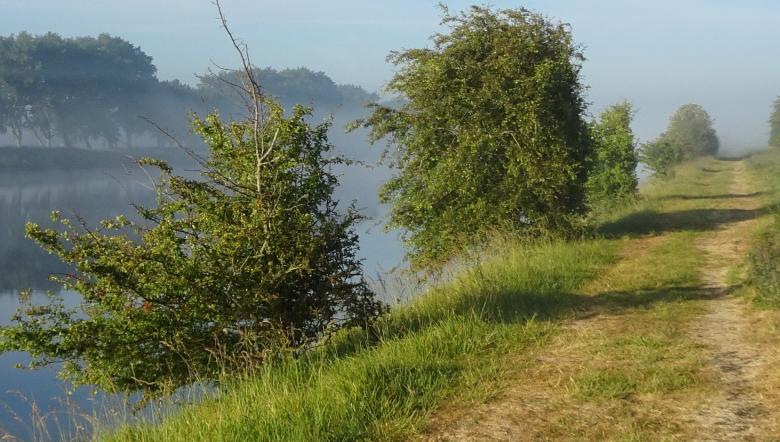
[2, 0, 780, 150]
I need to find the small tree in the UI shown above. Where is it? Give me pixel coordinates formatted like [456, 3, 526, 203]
[769, 97, 780, 148]
[587, 101, 638, 205]
[639, 103, 718, 177]
[356, 5, 592, 269]
[0, 8, 383, 395]
[663, 103, 719, 159]
[639, 138, 681, 178]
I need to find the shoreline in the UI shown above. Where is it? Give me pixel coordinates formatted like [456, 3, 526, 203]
[0, 146, 198, 172]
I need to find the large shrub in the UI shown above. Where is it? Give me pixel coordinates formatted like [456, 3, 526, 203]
[587, 101, 638, 205]
[357, 5, 593, 269]
[0, 99, 383, 395]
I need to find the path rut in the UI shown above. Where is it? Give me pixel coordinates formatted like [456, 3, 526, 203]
[686, 161, 770, 440]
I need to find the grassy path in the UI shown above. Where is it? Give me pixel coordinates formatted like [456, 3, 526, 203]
[422, 158, 774, 440]
[686, 161, 769, 438]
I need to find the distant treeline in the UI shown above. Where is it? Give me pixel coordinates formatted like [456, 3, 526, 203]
[0, 32, 377, 149]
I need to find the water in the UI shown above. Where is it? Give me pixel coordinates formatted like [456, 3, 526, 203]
[0, 165, 404, 440]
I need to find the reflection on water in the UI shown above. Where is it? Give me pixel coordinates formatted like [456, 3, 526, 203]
[0, 166, 404, 439]
[0, 169, 157, 439]
[0, 170, 158, 293]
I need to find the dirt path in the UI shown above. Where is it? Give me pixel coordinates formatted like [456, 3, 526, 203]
[685, 161, 770, 439]
[418, 234, 678, 441]
[420, 160, 774, 441]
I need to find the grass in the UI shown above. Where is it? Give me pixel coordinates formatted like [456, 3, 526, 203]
[103, 156, 753, 441]
[103, 238, 617, 442]
[544, 228, 711, 439]
[435, 156, 738, 440]
[743, 149, 780, 306]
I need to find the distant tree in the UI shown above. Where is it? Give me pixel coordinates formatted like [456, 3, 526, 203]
[769, 97, 780, 148]
[0, 32, 38, 147]
[663, 103, 719, 158]
[0, 32, 160, 148]
[336, 84, 380, 107]
[639, 103, 718, 177]
[0, 80, 19, 145]
[639, 138, 681, 177]
[0, 31, 378, 150]
[197, 67, 377, 113]
[587, 101, 638, 205]
[355, 5, 593, 269]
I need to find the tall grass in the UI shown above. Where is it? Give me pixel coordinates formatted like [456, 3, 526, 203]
[745, 150, 780, 305]
[103, 237, 617, 441]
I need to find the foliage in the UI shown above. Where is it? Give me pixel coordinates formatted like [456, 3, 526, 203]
[769, 97, 780, 148]
[639, 139, 682, 177]
[640, 103, 718, 177]
[587, 101, 638, 205]
[0, 99, 384, 395]
[106, 155, 722, 440]
[0, 32, 158, 148]
[356, 5, 593, 269]
[104, 236, 617, 441]
[197, 68, 378, 117]
[662, 104, 719, 158]
[0, 32, 377, 149]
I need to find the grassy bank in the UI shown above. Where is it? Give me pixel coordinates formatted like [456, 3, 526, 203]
[743, 150, 780, 305]
[104, 237, 617, 441]
[103, 156, 749, 441]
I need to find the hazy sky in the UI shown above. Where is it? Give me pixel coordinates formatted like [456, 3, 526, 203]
[3, 0, 780, 150]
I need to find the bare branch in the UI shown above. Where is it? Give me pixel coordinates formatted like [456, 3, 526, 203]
[215, 0, 269, 194]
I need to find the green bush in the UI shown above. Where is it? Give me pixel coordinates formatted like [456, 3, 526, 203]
[639, 139, 683, 178]
[0, 100, 384, 396]
[356, 5, 593, 269]
[662, 104, 719, 158]
[587, 101, 638, 205]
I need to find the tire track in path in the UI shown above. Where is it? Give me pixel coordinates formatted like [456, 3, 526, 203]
[685, 161, 770, 440]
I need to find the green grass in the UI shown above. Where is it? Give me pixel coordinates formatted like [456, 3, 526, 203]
[103, 238, 618, 442]
[529, 157, 732, 440]
[743, 150, 780, 306]
[573, 328, 703, 402]
[103, 156, 740, 441]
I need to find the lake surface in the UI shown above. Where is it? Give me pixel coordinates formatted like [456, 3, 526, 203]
[0, 165, 404, 440]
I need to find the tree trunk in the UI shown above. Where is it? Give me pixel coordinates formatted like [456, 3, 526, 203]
[11, 123, 22, 147]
